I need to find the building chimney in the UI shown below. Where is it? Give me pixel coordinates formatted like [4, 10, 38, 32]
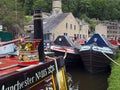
[52, 0, 62, 15]
[34, 10, 44, 62]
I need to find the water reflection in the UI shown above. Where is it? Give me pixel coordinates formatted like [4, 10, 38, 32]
[66, 63, 110, 90]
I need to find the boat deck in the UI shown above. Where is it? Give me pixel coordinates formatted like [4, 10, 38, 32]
[0, 56, 20, 76]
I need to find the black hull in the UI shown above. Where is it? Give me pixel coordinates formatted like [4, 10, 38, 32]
[80, 50, 114, 73]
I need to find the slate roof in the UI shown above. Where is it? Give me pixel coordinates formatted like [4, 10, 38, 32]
[43, 13, 70, 32]
[27, 13, 70, 33]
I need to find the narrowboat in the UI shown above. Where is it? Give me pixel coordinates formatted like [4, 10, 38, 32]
[79, 34, 116, 73]
[0, 52, 69, 90]
[50, 35, 82, 64]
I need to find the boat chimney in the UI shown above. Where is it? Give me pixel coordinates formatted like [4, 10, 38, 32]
[34, 10, 44, 62]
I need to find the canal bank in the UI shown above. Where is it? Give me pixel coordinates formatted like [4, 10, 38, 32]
[107, 50, 120, 90]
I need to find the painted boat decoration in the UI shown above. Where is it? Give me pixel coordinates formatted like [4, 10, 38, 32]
[79, 34, 116, 73]
[18, 39, 40, 66]
[50, 35, 81, 64]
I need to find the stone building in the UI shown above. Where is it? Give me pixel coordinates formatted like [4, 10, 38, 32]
[95, 20, 120, 39]
[24, 0, 89, 42]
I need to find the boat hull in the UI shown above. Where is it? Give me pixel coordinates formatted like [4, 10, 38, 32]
[79, 46, 114, 73]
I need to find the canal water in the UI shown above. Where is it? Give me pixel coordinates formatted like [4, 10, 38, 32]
[66, 62, 110, 90]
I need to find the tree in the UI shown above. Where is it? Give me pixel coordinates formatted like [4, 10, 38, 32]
[24, 0, 34, 15]
[0, 0, 25, 38]
[106, 0, 120, 20]
[23, 0, 120, 20]
[62, 0, 77, 12]
[33, 0, 52, 13]
[87, 0, 120, 20]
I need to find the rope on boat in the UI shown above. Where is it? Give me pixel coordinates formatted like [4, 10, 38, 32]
[45, 56, 61, 89]
[45, 56, 59, 72]
[63, 50, 67, 60]
[46, 56, 78, 90]
[101, 51, 120, 67]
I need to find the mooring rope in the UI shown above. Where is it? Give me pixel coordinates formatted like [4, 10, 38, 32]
[101, 51, 120, 67]
[45, 56, 61, 89]
[63, 50, 67, 60]
[45, 56, 59, 73]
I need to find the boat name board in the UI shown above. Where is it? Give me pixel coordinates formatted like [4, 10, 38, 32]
[92, 46, 113, 54]
[0, 61, 56, 90]
[80, 45, 113, 54]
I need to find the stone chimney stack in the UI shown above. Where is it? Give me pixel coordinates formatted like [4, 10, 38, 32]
[52, 0, 62, 15]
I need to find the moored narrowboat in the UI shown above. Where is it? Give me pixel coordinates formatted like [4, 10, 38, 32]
[50, 35, 82, 64]
[79, 34, 116, 73]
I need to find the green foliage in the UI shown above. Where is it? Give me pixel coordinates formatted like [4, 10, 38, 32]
[115, 51, 120, 59]
[0, 0, 15, 24]
[33, 0, 52, 13]
[1, 0, 120, 21]
[62, 0, 77, 13]
[22, 0, 120, 21]
[25, 16, 32, 23]
[24, 0, 34, 15]
[0, 0, 24, 28]
[64, 0, 120, 20]
[107, 51, 120, 90]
